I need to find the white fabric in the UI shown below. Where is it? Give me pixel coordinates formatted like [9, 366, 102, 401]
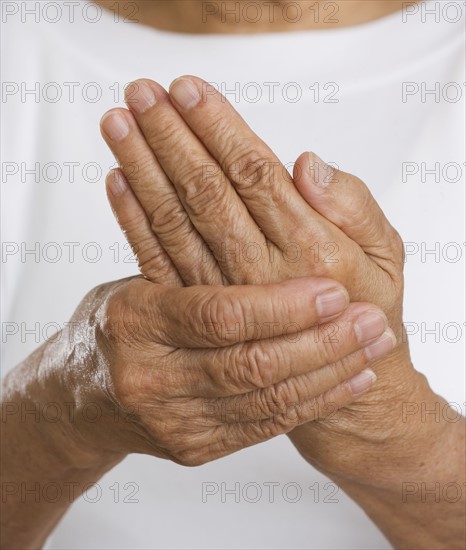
[1, 1, 465, 548]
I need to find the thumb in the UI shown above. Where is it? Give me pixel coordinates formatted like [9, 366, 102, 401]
[293, 151, 402, 261]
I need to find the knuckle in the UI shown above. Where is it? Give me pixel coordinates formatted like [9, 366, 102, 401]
[327, 168, 351, 192]
[352, 173, 369, 193]
[145, 413, 208, 467]
[100, 287, 134, 342]
[197, 290, 250, 345]
[223, 141, 275, 193]
[171, 442, 208, 467]
[167, 426, 224, 467]
[99, 280, 157, 346]
[176, 451, 206, 467]
[264, 378, 301, 414]
[243, 418, 278, 441]
[180, 163, 227, 217]
[333, 171, 371, 216]
[232, 343, 276, 390]
[339, 171, 369, 199]
[149, 193, 191, 240]
[176, 442, 221, 466]
[201, 113, 276, 200]
[259, 413, 292, 439]
[116, 204, 146, 235]
[175, 433, 229, 466]
[135, 239, 172, 282]
[200, 290, 229, 331]
[244, 377, 303, 426]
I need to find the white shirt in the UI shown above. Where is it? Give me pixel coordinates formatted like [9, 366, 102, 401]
[2, 2, 465, 548]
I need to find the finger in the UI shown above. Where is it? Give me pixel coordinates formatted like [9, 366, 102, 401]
[100, 106, 222, 285]
[106, 169, 183, 286]
[293, 151, 404, 268]
[181, 302, 392, 398]
[209, 368, 377, 460]
[144, 276, 350, 349]
[220, 330, 392, 423]
[168, 75, 331, 249]
[122, 80, 275, 284]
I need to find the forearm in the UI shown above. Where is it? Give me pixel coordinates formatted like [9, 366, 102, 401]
[1, 332, 123, 549]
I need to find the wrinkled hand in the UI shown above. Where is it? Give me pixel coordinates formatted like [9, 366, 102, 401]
[65, 275, 391, 467]
[100, 77, 423, 480]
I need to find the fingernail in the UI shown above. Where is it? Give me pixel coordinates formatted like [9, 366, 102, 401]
[306, 151, 334, 187]
[107, 170, 128, 197]
[169, 77, 201, 110]
[126, 81, 156, 114]
[348, 368, 377, 397]
[354, 311, 387, 343]
[364, 329, 396, 361]
[100, 111, 129, 142]
[316, 288, 349, 319]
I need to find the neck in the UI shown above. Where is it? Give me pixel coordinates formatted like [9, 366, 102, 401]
[94, 1, 410, 34]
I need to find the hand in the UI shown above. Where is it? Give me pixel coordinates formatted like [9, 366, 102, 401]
[100, 77, 406, 470]
[100, 76, 457, 479]
[55, 274, 392, 468]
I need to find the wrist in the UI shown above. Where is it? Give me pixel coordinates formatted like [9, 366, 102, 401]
[332, 398, 462, 489]
[3, 282, 130, 474]
[50, 285, 133, 470]
[289, 344, 456, 486]
[48, 337, 126, 472]
[2, 335, 123, 476]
